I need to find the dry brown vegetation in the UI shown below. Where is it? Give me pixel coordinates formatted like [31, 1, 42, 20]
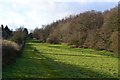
[32, 6, 119, 54]
[1, 39, 20, 67]
[0, 26, 28, 67]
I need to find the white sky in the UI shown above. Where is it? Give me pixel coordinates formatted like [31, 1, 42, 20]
[0, 0, 119, 30]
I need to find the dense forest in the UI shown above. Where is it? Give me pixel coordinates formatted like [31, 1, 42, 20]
[32, 5, 119, 54]
[0, 4, 119, 69]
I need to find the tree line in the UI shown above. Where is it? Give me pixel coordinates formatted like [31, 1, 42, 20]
[0, 25, 28, 67]
[32, 6, 119, 54]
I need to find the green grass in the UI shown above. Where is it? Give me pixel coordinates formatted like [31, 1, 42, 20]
[3, 39, 119, 78]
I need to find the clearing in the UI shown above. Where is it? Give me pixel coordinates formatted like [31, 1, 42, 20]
[3, 39, 118, 78]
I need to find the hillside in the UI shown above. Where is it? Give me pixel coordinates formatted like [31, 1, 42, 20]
[33, 6, 119, 54]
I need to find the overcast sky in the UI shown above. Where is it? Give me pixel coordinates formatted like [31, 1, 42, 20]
[0, 0, 119, 30]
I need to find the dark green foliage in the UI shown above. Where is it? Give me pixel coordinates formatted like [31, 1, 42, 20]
[1, 25, 12, 39]
[28, 33, 33, 38]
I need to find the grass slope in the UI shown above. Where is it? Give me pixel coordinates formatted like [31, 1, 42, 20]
[3, 39, 118, 78]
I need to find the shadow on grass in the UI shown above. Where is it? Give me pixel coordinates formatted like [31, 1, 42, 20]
[48, 45, 62, 48]
[2, 40, 118, 78]
[97, 51, 118, 58]
[41, 52, 103, 58]
[48, 45, 118, 58]
[33, 46, 117, 78]
[35, 51, 117, 78]
[28, 39, 41, 44]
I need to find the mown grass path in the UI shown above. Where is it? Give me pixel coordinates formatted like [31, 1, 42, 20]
[3, 39, 118, 78]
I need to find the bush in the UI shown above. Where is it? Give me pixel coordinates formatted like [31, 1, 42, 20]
[11, 27, 28, 45]
[1, 39, 20, 67]
[46, 35, 61, 44]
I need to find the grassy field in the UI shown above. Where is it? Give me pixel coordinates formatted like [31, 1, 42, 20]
[3, 39, 118, 78]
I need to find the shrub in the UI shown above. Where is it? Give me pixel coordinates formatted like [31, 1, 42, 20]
[46, 35, 61, 44]
[1, 39, 20, 67]
[11, 27, 28, 45]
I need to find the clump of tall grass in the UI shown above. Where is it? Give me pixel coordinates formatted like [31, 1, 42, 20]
[1, 39, 20, 67]
[1, 39, 20, 50]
